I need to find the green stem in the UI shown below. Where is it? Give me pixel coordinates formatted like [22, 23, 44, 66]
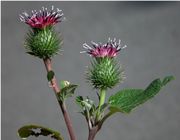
[96, 89, 106, 121]
[99, 89, 106, 109]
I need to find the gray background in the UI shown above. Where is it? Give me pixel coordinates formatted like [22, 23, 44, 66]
[2, 1, 180, 140]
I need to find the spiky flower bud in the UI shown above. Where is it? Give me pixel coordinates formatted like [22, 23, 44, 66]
[25, 27, 62, 59]
[87, 57, 125, 89]
[83, 38, 126, 89]
[20, 6, 64, 59]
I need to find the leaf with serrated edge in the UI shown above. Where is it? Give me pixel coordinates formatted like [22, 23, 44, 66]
[109, 89, 144, 113]
[109, 77, 174, 113]
[17, 124, 63, 140]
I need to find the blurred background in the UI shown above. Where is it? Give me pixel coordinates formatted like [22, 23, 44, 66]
[1, 1, 180, 140]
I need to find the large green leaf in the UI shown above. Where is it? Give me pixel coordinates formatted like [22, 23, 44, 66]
[18, 124, 63, 140]
[108, 76, 174, 113]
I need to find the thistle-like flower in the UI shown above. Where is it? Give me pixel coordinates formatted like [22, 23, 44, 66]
[82, 38, 127, 58]
[20, 6, 64, 59]
[84, 38, 126, 90]
[19, 6, 64, 29]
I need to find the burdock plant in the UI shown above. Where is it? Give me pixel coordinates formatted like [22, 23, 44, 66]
[18, 6, 174, 140]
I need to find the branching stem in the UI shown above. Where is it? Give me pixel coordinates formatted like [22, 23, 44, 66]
[99, 111, 115, 127]
[43, 58, 77, 140]
[88, 126, 99, 140]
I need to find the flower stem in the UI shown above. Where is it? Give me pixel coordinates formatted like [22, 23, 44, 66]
[96, 89, 106, 121]
[43, 58, 77, 140]
[99, 89, 106, 109]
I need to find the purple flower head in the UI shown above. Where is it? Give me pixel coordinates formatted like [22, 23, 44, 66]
[19, 6, 65, 29]
[81, 38, 127, 58]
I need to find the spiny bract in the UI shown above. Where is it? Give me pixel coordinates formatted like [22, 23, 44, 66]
[87, 57, 125, 89]
[25, 27, 62, 59]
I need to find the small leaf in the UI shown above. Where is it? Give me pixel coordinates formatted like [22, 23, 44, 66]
[76, 96, 84, 103]
[75, 96, 96, 120]
[109, 76, 174, 113]
[76, 96, 95, 110]
[60, 81, 70, 89]
[82, 98, 94, 110]
[162, 76, 175, 86]
[47, 71, 55, 81]
[58, 84, 78, 102]
[18, 124, 63, 140]
[76, 96, 94, 110]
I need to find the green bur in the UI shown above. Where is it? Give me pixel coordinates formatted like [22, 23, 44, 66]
[87, 57, 125, 89]
[25, 27, 62, 59]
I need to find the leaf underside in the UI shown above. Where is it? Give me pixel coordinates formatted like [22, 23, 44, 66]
[108, 76, 174, 113]
[18, 124, 63, 140]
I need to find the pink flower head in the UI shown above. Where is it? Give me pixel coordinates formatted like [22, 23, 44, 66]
[81, 38, 127, 58]
[19, 6, 65, 29]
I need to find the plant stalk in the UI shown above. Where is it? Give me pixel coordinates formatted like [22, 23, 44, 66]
[88, 126, 99, 140]
[43, 58, 77, 140]
[99, 89, 106, 109]
[96, 89, 106, 121]
[88, 110, 115, 140]
[88, 89, 106, 140]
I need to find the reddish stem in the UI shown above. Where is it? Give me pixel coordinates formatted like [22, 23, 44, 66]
[88, 126, 100, 140]
[43, 58, 77, 140]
